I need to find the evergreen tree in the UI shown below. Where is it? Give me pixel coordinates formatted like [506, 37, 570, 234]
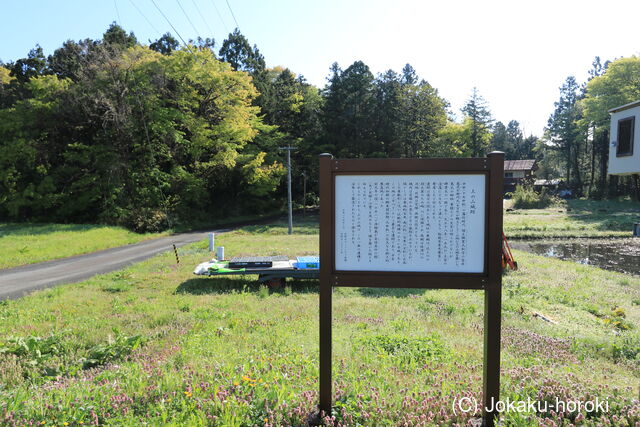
[150, 33, 179, 55]
[491, 121, 509, 154]
[9, 45, 47, 83]
[322, 61, 376, 157]
[218, 29, 265, 73]
[461, 87, 493, 156]
[547, 76, 583, 191]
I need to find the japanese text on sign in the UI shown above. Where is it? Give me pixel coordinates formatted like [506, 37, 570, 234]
[335, 175, 486, 273]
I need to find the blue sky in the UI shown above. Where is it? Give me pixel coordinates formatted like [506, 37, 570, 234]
[2, 0, 639, 137]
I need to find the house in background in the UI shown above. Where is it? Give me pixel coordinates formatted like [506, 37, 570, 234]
[608, 100, 640, 176]
[503, 159, 537, 193]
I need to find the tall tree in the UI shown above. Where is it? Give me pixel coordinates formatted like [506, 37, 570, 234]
[373, 69, 402, 155]
[9, 45, 47, 83]
[149, 33, 179, 55]
[102, 23, 137, 50]
[395, 80, 448, 157]
[491, 121, 509, 155]
[547, 76, 583, 191]
[461, 87, 492, 156]
[401, 63, 418, 85]
[323, 61, 376, 157]
[218, 29, 265, 73]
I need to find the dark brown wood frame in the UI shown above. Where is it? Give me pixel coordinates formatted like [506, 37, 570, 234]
[318, 152, 504, 426]
[616, 116, 635, 157]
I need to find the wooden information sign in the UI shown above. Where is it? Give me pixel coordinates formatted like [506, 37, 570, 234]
[318, 152, 504, 426]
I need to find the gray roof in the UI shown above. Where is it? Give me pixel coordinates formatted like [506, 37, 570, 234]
[504, 159, 537, 171]
[608, 100, 640, 114]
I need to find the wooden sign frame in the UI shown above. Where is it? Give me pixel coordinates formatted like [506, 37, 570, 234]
[318, 152, 504, 426]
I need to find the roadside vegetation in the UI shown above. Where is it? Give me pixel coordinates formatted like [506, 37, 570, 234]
[0, 223, 166, 270]
[1, 218, 638, 426]
[504, 198, 639, 239]
[510, 185, 557, 209]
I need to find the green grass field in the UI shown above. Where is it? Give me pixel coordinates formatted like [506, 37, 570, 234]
[1, 218, 638, 426]
[504, 198, 640, 239]
[0, 223, 167, 270]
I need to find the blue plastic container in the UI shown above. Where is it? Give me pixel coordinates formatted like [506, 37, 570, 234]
[295, 256, 320, 269]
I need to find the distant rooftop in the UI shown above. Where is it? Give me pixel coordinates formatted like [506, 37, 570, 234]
[608, 100, 640, 114]
[504, 159, 537, 171]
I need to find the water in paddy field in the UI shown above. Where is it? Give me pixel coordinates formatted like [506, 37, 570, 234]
[510, 239, 640, 276]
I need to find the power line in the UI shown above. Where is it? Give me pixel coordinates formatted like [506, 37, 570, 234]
[209, 0, 229, 33]
[176, 0, 202, 39]
[150, 0, 193, 52]
[191, 0, 214, 36]
[225, 0, 240, 30]
[128, 0, 162, 36]
[114, 0, 122, 25]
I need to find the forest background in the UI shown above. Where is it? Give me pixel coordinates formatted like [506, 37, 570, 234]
[1, 25, 638, 231]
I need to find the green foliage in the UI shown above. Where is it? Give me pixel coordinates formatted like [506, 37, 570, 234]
[323, 61, 450, 159]
[0, 30, 284, 229]
[360, 334, 447, 364]
[0, 332, 145, 380]
[0, 335, 64, 361]
[582, 56, 640, 126]
[82, 334, 144, 369]
[6, 25, 639, 231]
[610, 337, 640, 361]
[540, 56, 640, 199]
[511, 185, 556, 209]
[461, 87, 493, 156]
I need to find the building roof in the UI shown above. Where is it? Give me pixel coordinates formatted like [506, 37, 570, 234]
[608, 100, 640, 114]
[504, 159, 537, 171]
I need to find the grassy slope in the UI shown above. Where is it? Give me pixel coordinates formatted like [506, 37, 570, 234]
[504, 199, 640, 239]
[0, 223, 167, 270]
[1, 219, 639, 426]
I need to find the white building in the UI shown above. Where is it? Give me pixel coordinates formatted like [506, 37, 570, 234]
[608, 100, 640, 175]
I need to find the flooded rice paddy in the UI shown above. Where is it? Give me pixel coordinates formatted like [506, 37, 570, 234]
[510, 238, 640, 276]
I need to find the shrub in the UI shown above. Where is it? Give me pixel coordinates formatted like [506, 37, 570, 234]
[511, 185, 556, 209]
[125, 208, 170, 233]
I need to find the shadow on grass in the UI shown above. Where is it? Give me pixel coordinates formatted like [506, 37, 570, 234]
[357, 287, 427, 298]
[175, 277, 319, 295]
[238, 217, 319, 235]
[178, 278, 433, 298]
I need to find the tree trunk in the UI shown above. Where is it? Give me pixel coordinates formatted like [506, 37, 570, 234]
[589, 126, 596, 196]
[599, 129, 609, 196]
[573, 136, 582, 196]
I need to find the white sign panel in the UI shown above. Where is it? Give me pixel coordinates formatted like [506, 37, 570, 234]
[335, 175, 486, 273]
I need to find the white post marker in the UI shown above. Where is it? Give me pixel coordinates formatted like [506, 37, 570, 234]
[209, 233, 215, 252]
[216, 246, 225, 261]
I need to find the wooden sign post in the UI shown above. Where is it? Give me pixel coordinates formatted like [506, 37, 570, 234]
[318, 152, 504, 426]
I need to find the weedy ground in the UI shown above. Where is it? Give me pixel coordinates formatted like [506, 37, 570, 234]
[0, 223, 167, 270]
[1, 216, 639, 426]
[504, 198, 640, 239]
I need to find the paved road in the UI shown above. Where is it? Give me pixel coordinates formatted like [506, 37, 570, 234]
[0, 231, 220, 300]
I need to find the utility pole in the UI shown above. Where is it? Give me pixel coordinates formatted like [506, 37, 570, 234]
[279, 146, 297, 234]
[301, 170, 307, 217]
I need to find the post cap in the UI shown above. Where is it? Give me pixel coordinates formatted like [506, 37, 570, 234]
[488, 151, 505, 157]
[319, 153, 333, 158]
